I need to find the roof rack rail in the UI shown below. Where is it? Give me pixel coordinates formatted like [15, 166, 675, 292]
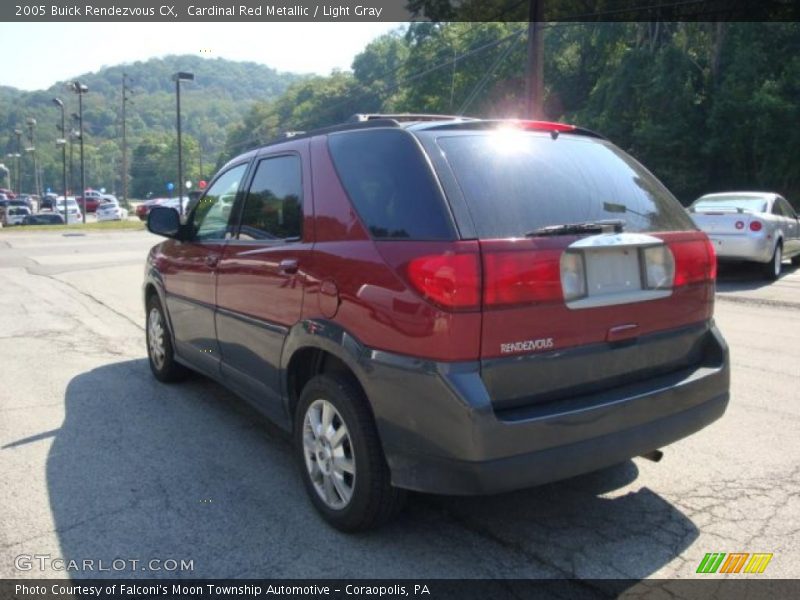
[252, 118, 402, 151]
[349, 113, 476, 123]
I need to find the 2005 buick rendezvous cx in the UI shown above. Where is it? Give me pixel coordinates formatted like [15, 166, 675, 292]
[143, 115, 729, 531]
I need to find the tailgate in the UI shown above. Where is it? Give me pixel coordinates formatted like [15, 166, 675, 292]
[479, 232, 716, 410]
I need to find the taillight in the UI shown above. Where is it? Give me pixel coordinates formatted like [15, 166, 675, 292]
[749, 220, 763, 232]
[735, 221, 744, 230]
[705, 239, 718, 280]
[670, 239, 715, 286]
[483, 249, 563, 307]
[516, 120, 577, 133]
[406, 253, 480, 311]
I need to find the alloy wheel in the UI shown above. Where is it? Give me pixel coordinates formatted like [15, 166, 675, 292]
[147, 307, 166, 370]
[302, 399, 356, 509]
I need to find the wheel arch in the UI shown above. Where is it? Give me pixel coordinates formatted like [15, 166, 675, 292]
[143, 268, 176, 341]
[281, 320, 374, 430]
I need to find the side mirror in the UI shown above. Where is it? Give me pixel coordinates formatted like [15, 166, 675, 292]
[147, 206, 182, 239]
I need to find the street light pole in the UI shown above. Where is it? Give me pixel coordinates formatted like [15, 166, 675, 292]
[172, 71, 194, 216]
[26, 118, 41, 198]
[53, 98, 67, 220]
[71, 81, 88, 223]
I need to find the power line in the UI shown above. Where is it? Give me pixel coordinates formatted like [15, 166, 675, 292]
[225, 26, 527, 153]
[457, 31, 522, 115]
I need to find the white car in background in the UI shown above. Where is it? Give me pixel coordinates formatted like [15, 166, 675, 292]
[3, 205, 31, 226]
[96, 199, 129, 222]
[56, 197, 83, 224]
[689, 191, 800, 279]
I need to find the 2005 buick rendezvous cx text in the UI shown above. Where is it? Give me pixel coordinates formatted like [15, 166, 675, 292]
[143, 114, 729, 531]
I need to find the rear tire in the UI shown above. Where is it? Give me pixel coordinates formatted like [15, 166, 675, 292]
[295, 373, 406, 532]
[146, 294, 189, 383]
[763, 243, 782, 281]
[791, 253, 800, 267]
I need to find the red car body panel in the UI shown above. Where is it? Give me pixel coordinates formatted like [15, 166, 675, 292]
[301, 136, 482, 362]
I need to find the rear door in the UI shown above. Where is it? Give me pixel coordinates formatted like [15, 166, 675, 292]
[162, 163, 248, 375]
[215, 146, 311, 422]
[420, 129, 716, 410]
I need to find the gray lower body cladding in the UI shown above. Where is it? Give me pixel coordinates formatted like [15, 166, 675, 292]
[360, 322, 729, 495]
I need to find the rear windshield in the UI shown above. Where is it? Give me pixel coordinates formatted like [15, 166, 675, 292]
[692, 196, 767, 213]
[327, 129, 455, 240]
[431, 131, 695, 238]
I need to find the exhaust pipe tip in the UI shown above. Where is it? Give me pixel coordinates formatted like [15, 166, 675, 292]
[639, 450, 664, 463]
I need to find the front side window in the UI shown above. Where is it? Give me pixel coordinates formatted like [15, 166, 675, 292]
[193, 163, 248, 241]
[238, 155, 303, 241]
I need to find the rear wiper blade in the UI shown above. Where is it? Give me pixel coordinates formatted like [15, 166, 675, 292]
[525, 219, 624, 237]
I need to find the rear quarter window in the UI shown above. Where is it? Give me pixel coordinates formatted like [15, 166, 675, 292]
[327, 129, 455, 240]
[430, 131, 695, 239]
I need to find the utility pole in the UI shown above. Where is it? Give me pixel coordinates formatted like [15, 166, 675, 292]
[524, 0, 544, 119]
[121, 73, 133, 204]
[198, 144, 204, 183]
[173, 71, 194, 216]
[68, 131, 75, 196]
[13, 129, 22, 196]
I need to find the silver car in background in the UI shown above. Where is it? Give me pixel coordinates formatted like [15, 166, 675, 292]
[689, 192, 800, 279]
[96, 198, 129, 222]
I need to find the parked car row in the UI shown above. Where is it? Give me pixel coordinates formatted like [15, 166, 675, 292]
[1, 193, 133, 227]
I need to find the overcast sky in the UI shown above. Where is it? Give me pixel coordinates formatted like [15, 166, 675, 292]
[0, 22, 402, 90]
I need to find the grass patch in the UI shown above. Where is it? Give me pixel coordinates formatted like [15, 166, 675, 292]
[0, 220, 146, 233]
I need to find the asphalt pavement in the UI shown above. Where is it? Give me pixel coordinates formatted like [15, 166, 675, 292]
[0, 229, 798, 581]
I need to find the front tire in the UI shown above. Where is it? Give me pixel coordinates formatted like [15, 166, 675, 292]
[146, 294, 189, 382]
[295, 374, 406, 532]
[763, 242, 782, 281]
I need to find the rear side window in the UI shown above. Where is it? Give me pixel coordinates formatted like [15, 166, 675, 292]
[780, 198, 797, 217]
[433, 132, 695, 238]
[238, 155, 303, 241]
[328, 129, 454, 240]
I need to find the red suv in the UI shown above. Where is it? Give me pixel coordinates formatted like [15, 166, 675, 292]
[144, 115, 729, 531]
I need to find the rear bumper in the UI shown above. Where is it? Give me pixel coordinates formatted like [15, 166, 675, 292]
[361, 323, 729, 495]
[707, 233, 772, 262]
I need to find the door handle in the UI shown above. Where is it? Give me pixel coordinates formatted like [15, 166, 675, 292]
[205, 255, 220, 268]
[279, 258, 299, 274]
